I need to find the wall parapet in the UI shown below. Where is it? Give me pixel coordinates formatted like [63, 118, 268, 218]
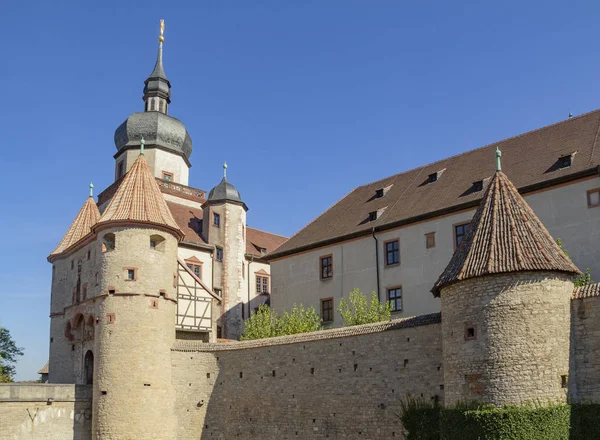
[0, 384, 92, 403]
[573, 282, 600, 299]
[172, 312, 441, 352]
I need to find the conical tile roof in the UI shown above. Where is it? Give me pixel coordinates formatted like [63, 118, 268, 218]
[431, 170, 580, 296]
[49, 196, 100, 258]
[96, 154, 182, 237]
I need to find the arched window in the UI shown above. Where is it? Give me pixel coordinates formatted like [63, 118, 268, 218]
[84, 351, 94, 385]
[85, 316, 95, 340]
[159, 100, 165, 113]
[102, 233, 115, 252]
[64, 321, 73, 341]
[150, 99, 156, 111]
[74, 315, 85, 341]
[150, 234, 166, 252]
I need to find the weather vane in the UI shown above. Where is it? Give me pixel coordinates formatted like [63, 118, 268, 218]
[159, 19, 165, 43]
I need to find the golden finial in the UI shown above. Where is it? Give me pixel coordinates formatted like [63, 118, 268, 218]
[159, 19, 165, 43]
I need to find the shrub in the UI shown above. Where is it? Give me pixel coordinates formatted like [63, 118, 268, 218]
[337, 288, 391, 326]
[399, 395, 441, 440]
[241, 304, 322, 340]
[570, 404, 600, 440]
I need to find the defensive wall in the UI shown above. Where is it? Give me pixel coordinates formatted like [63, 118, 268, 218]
[0, 384, 91, 440]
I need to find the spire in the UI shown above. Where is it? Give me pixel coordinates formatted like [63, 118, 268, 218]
[89, 182, 94, 198]
[96, 154, 183, 238]
[49, 191, 101, 259]
[143, 20, 171, 114]
[431, 167, 581, 296]
[223, 161, 228, 178]
[495, 147, 502, 172]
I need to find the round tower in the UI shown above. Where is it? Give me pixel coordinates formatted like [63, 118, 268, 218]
[91, 150, 183, 438]
[432, 149, 581, 406]
[203, 162, 248, 339]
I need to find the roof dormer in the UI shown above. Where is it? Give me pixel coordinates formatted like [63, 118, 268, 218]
[427, 168, 446, 184]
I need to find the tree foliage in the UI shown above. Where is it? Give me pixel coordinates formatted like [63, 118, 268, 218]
[241, 304, 322, 341]
[337, 288, 391, 326]
[556, 239, 594, 287]
[0, 327, 24, 383]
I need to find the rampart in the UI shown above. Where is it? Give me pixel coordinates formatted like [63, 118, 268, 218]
[171, 313, 443, 440]
[0, 384, 92, 440]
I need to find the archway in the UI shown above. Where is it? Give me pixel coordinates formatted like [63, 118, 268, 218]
[84, 350, 94, 385]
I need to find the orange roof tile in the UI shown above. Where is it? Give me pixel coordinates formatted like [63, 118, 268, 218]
[49, 196, 100, 258]
[431, 170, 581, 296]
[97, 154, 183, 237]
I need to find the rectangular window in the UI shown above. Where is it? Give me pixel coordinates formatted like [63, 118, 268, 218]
[127, 269, 136, 281]
[262, 276, 269, 293]
[162, 171, 173, 181]
[214, 288, 222, 297]
[216, 247, 223, 262]
[320, 255, 333, 280]
[587, 188, 600, 208]
[425, 232, 436, 249]
[321, 298, 334, 322]
[387, 287, 402, 312]
[117, 161, 124, 179]
[385, 240, 400, 266]
[213, 213, 221, 227]
[187, 263, 202, 279]
[256, 276, 270, 294]
[454, 223, 470, 248]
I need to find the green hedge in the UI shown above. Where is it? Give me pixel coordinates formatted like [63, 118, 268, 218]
[400, 400, 600, 440]
[439, 404, 570, 440]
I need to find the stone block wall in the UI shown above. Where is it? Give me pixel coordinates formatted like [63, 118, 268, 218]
[0, 384, 92, 440]
[172, 314, 443, 440]
[571, 283, 600, 403]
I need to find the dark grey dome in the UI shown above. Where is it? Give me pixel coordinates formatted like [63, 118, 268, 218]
[114, 112, 192, 159]
[208, 177, 243, 203]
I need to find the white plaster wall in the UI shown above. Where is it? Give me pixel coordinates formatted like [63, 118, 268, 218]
[272, 176, 600, 326]
[178, 247, 214, 289]
[243, 260, 272, 318]
[115, 149, 189, 185]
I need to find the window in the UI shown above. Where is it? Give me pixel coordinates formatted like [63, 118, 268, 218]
[387, 287, 402, 312]
[428, 172, 438, 183]
[375, 189, 384, 198]
[557, 155, 572, 168]
[95, 272, 99, 286]
[82, 283, 88, 301]
[162, 171, 173, 181]
[150, 100, 156, 111]
[159, 100, 165, 113]
[150, 234, 165, 251]
[214, 288, 222, 297]
[256, 276, 270, 294]
[102, 233, 115, 252]
[213, 213, 221, 227]
[321, 298, 334, 322]
[454, 223, 470, 248]
[187, 263, 202, 279]
[242, 263, 245, 279]
[117, 161, 124, 179]
[425, 232, 436, 249]
[368, 211, 378, 221]
[473, 180, 484, 192]
[320, 255, 333, 280]
[125, 268, 137, 281]
[385, 240, 400, 266]
[587, 188, 600, 208]
[87, 250, 91, 261]
[71, 260, 74, 270]
[464, 324, 476, 341]
[216, 247, 223, 262]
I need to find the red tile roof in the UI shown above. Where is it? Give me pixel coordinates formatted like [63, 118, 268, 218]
[49, 196, 100, 258]
[246, 227, 288, 258]
[431, 170, 581, 296]
[97, 154, 183, 237]
[268, 110, 600, 259]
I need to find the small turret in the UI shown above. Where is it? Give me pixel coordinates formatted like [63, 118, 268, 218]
[434, 149, 580, 406]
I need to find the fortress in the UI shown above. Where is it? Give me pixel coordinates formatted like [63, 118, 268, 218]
[1, 22, 600, 440]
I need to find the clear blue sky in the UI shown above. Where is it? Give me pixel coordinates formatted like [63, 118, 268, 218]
[1, 0, 599, 380]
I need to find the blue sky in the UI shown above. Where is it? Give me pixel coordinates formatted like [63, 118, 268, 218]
[2, 1, 599, 380]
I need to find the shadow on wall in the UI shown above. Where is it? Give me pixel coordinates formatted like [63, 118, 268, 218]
[218, 295, 270, 340]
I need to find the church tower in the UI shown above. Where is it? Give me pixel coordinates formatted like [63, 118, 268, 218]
[203, 163, 248, 339]
[432, 149, 581, 406]
[113, 19, 193, 186]
[91, 145, 182, 439]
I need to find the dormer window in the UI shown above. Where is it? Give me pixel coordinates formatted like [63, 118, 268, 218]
[426, 169, 446, 184]
[374, 184, 393, 199]
[472, 177, 490, 193]
[557, 153, 575, 169]
[368, 211, 378, 221]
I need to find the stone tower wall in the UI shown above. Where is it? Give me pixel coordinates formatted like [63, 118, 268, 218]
[441, 271, 574, 406]
[92, 225, 179, 439]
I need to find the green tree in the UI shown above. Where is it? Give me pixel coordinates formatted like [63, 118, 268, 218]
[241, 304, 322, 341]
[0, 327, 24, 383]
[556, 239, 594, 287]
[337, 288, 391, 326]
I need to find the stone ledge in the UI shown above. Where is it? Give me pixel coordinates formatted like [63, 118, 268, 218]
[172, 312, 441, 352]
[0, 384, 92, 402]
[573, 282, 600, 299]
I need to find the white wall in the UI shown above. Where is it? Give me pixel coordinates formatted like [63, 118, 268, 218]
[271, 176, 600, 326]
[115, 149, 189, 185]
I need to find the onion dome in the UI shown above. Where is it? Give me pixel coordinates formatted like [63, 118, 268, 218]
[49, 184, 100, 259]
[431, 148, 581, 297]
[206, 163, 245, 207]
[113, 20, 193, 161]
[96, 152, 183, 239]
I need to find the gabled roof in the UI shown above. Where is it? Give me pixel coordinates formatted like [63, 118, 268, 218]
[268, 109, 600, 259]
[96, 154, 182, 237]
[49, 196, 100, 258]
[431, 170, 581, 296]
[37, 361, 49, 375]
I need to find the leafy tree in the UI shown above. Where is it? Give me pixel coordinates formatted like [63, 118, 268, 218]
[0, 327, 24, 383]
[556, 239, 594, 287]
[337, 288, 391, 326]
[241, 304, 322, 341]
